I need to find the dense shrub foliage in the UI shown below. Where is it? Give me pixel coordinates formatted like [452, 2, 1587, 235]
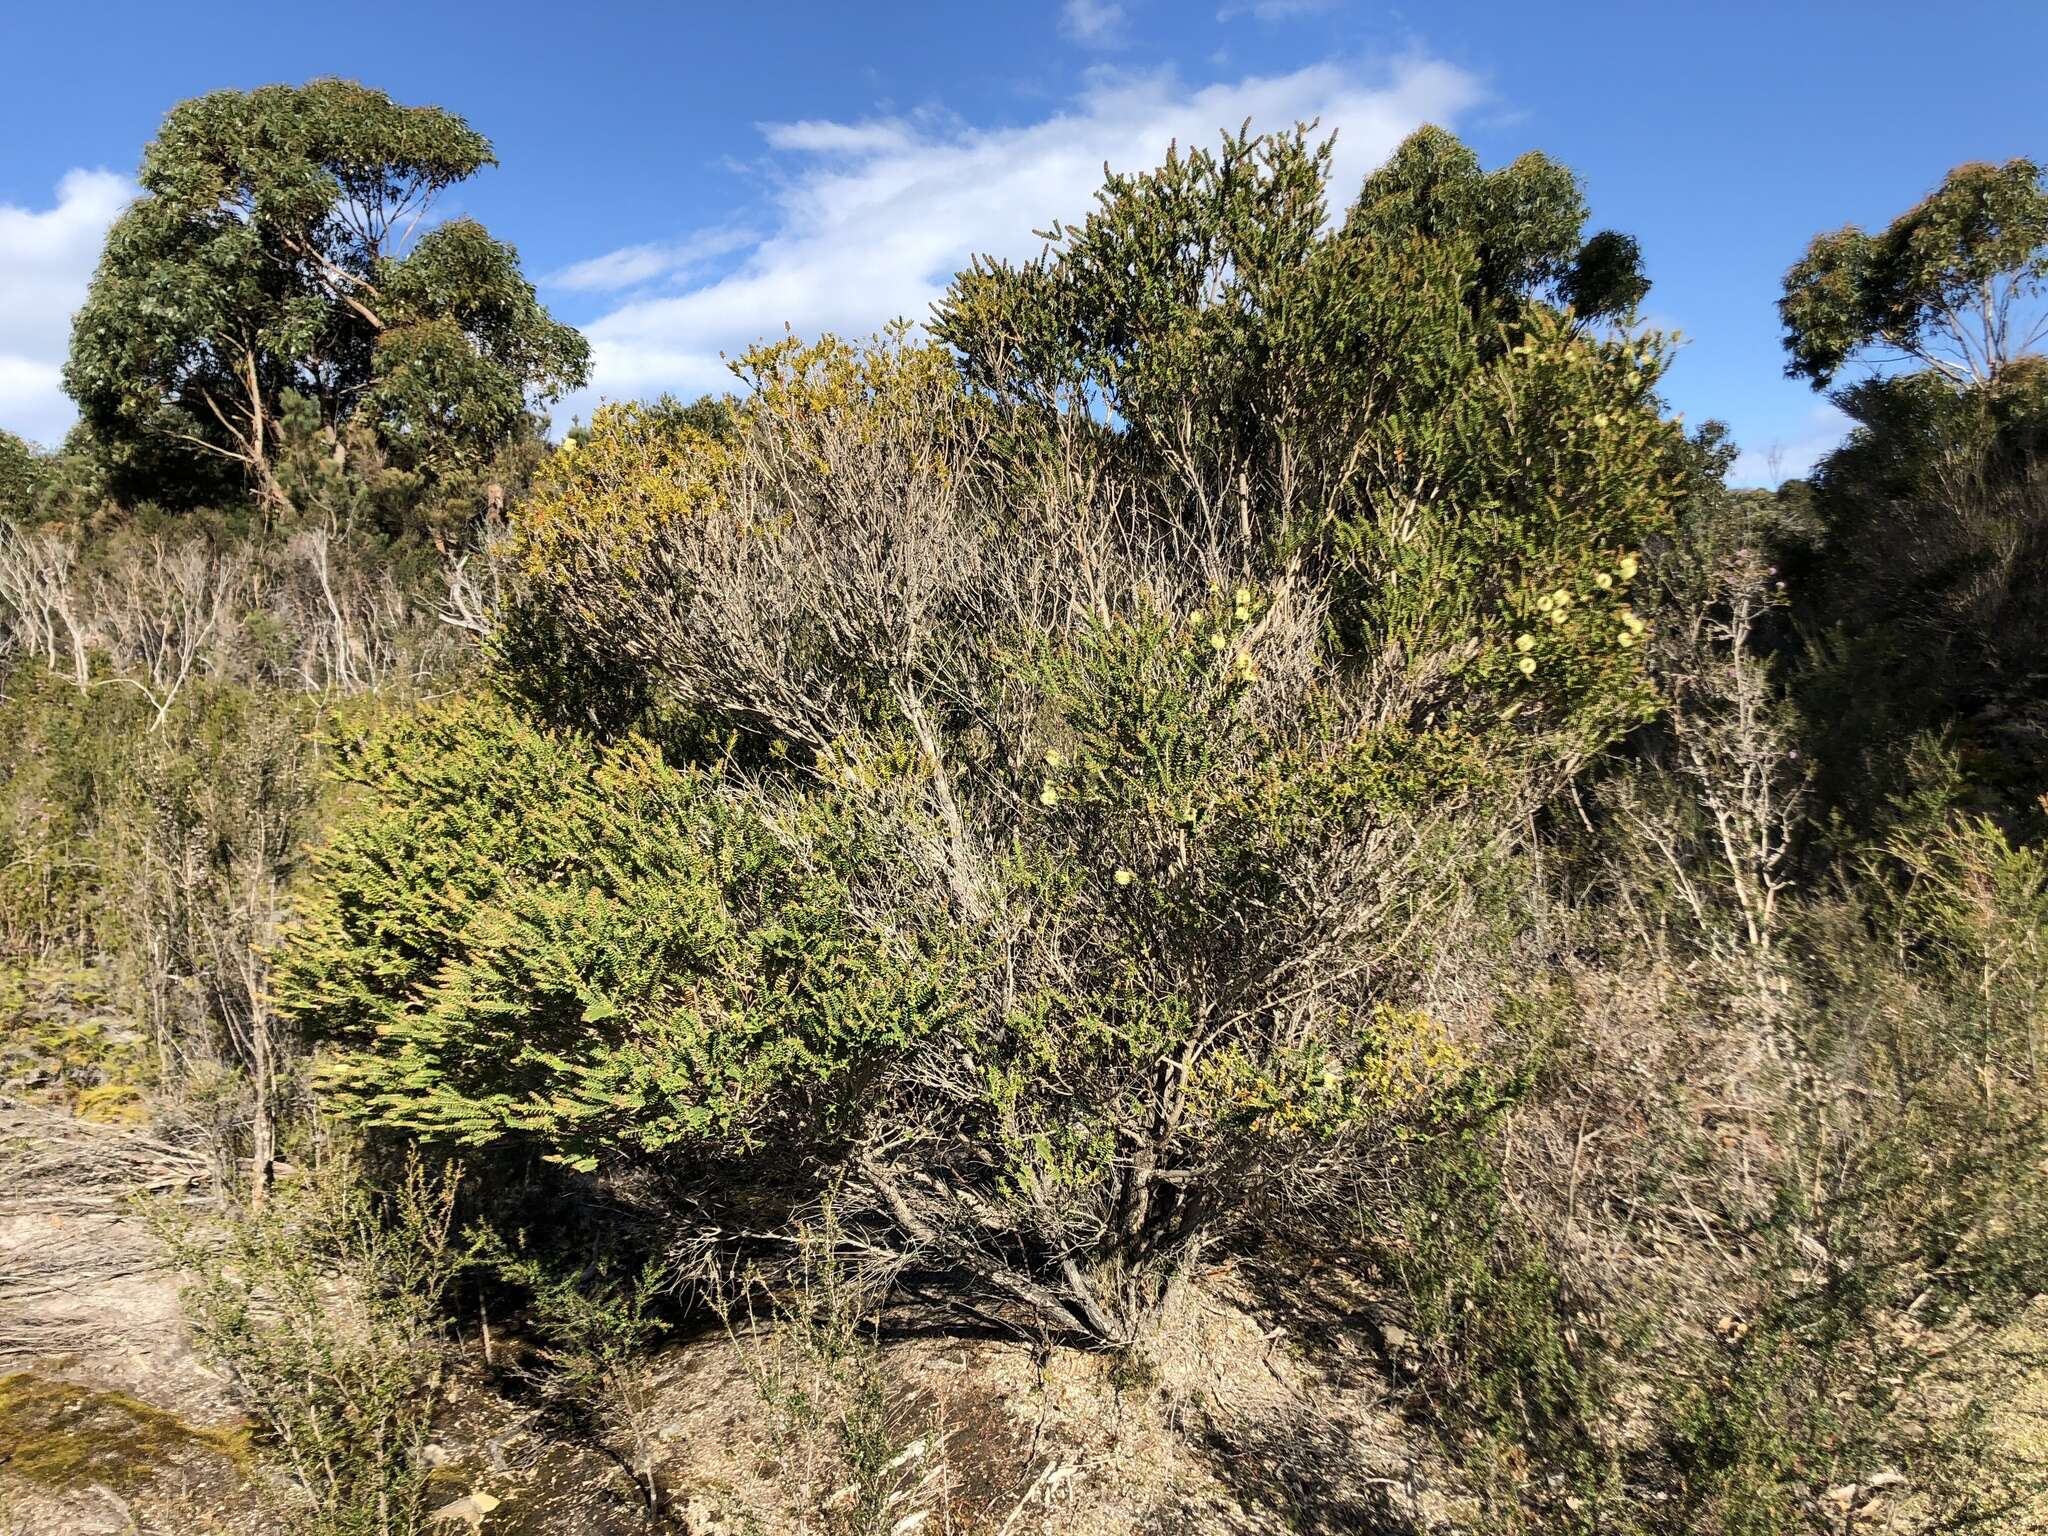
[5, 91, 2046, 1534]
[275, 697, 965, 1169]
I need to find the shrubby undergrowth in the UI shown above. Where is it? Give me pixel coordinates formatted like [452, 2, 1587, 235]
[3, 89, 2045, 1535]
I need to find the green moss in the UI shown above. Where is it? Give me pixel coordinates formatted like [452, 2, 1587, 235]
[0, 1373, 246, 1493]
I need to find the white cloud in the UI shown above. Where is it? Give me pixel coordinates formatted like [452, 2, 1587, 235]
[565, 56, 1482, 413]
[764, 119, 922, 156]
[1219, 0, 1338, 20]
[1060, 0, 1127, 46]
[1730, 401, 1852, 487]
[0, 169, 132, 447]
[547, 225, 757, 292]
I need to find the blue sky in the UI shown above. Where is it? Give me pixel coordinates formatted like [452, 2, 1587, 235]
[2, 0, 2043, 483]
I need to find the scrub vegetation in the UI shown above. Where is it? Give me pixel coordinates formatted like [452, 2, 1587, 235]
[3, 80, 2045, 1535]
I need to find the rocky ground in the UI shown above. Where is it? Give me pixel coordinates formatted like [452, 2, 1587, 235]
[3, 1107, 2042, 1534]
[0, 1107, 1458, 1534]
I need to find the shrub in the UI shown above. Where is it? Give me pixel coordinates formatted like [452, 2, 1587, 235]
[283, 351, 1664, 1352]
[155, 1148, 470, 1536]
[273, 694, 966, 1170]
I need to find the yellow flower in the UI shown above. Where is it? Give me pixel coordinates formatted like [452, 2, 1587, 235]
[1233, 586, 1251, 606]
[1622, 611, 1646, 634]
[1209, 631, 1228, 652]
[1536, 594, 1555, 613]
[1618, 554, 1639, 581]
[1595, 573, 1614, 590]
[1549, 610, 1567, 626]
[1044, 749, 1065, 769]
[1516, 655, 1537, 676]
[1617, 630, 1637, 648]
[1039, 785, 1060, 807]
[1113, 868, 1135, 887]
[1515, 633, 1537, 653]
[1552, 589, 1572, 607]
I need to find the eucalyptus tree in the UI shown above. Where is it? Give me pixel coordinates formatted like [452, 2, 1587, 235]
[1780, 157, 2048, 390]
[1780, 159, 2048, 824]
[64, 79, 588, 519]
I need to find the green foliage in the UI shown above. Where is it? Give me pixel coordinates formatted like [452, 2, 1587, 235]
[718, 1220, 918, 1536]
[512, 396, 733, 605]
[17, 90, 2048, 1534]
[1780, 157, 2047, 388]
[303, 127, 1682, 1349]
[364, 218, 589, 476]
[154, 1149, 471, 1536]
[1768, 162, 2048, 830]
[1343, 123, 1647, 325]
[0, 958, 149, 1120]
[934, 123, 1680, 690]
[0, 665, 155, 954]
[989, 598, 1499, 1177]
[272, 694, 966, 1170]
[1806, 805, 2048, 1315]
[1631, 782, 2048, 1534]
[0, 432, 42, 521]
[478, 1229, 674, 1506]
[1788, 368, 2048, 825]
[487, 1240, 670, 1406]
[63, 78, 587, 517]
[1661, 1321, 1835, 1536]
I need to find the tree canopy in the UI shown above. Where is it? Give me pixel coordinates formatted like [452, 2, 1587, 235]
[63, 79, 588, 518]
[1341, 123, 1647, 325]
[934, 124, 1673, 667]
[1779, 156, 2048, 389]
